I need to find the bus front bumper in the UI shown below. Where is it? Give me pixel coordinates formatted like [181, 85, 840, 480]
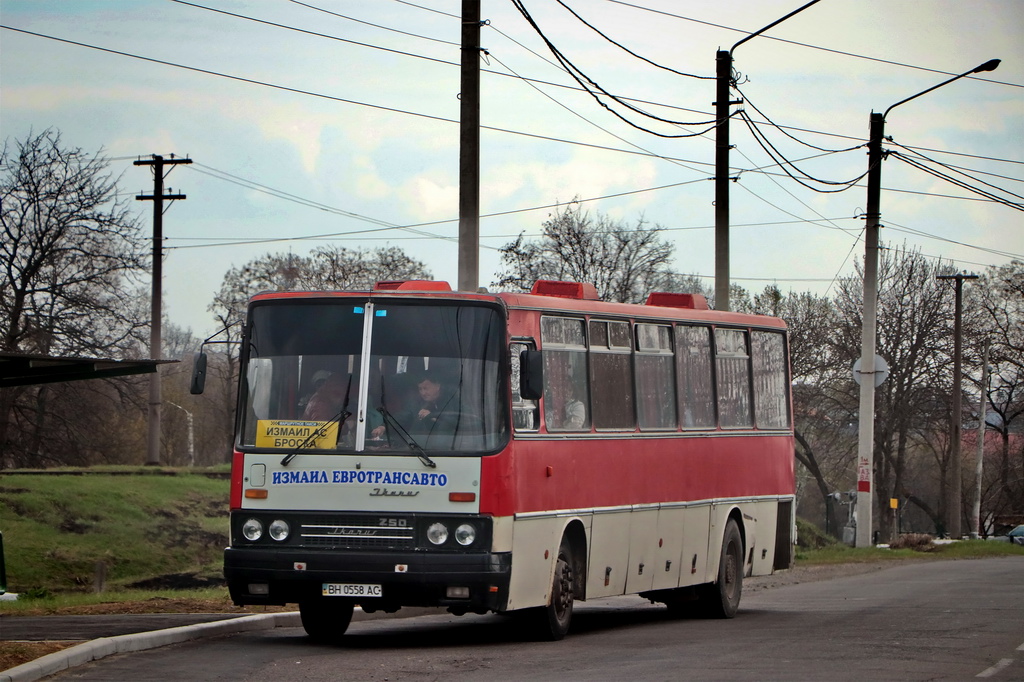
[224, 546, 512, 612]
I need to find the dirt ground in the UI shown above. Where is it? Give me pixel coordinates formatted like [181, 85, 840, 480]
[0, 561, 908, 672]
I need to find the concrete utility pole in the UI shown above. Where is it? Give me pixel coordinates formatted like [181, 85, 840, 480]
[855, 112, 884, 548]
[937, 271, 979, 538]
[458, 0, 481, 292]
[972, 338, 990, 539]
[854, 58, 998, 547]
[135, 154, 192, 466]
[713, 0, 821, 311]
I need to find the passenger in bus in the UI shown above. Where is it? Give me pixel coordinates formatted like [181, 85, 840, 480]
[406, 373, 456, 434]
[298, 369, 332, 414]
[303, 372, 350, 421]
[547, 376, 587, 430]
[563, 385, 587, 429]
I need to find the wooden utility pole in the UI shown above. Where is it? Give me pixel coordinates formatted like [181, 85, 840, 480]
[937, 271, 978, 538]
[458, 0, 481, 292]
[135, 154, 191, 466]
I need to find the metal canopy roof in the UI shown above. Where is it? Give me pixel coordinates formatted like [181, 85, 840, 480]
[0, 352, 177, 388]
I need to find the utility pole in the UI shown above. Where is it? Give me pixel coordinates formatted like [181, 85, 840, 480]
[135, 154, 192, 466]
[972, 338, 990, 539]
[458, 0, 481, 293]
[713, 1, 820, 311]
[855, 112, 884, 548]
[714, 49, 734, 311]
[937, 271, 978, 538]
[853, 57, 998, 548]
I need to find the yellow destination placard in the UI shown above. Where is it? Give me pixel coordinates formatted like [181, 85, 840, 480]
[255, 420, 338, 449]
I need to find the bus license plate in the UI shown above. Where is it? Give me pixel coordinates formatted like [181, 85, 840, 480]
[322, 583, 382, 597]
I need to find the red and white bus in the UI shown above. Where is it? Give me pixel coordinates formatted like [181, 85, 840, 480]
[197, 279, 794, 641]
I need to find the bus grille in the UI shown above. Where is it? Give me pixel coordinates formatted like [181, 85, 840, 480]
[298, 515, 415, 550]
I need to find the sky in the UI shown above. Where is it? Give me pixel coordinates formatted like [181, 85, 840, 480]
[2, 0, 1022, 343]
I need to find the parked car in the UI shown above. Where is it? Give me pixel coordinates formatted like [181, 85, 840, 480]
[1009, 525, 1024, 546]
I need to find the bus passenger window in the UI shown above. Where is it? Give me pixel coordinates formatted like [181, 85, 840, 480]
[752, 331, 790, 429]
[676, 325, 715, 428]
[636, 324, 676, 430]
[715, 328, 752, 428]
[589, 320, 634, 430]
[541, 317, 590, 432]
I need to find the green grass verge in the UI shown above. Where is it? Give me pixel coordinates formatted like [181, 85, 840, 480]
[1, 468, 230, 594]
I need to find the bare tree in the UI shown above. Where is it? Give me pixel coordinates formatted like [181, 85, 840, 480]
[0, 129, 149, 468]
[492, 202, 675, 304]
[972, 261, 1024, 525]
[1, 129, 147, 354]
[833, 245, 957, 537]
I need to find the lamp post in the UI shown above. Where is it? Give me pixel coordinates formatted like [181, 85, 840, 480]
[714, 0, 821, 311]
[166, 401, 195, 467]
[854, 58, 1000, 548]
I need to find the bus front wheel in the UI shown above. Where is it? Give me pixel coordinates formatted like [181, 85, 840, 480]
[299, 598, 354, 642]
[699, 518, 743, 619]
[527, 538, 575, 640]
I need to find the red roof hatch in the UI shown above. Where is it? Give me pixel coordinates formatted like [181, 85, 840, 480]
[645, 292, 710, 310]
[374, 280, 452, 291]
[530, 280, 600, 300]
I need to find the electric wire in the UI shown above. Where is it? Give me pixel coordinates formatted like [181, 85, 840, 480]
[889, 152, 1024, 211]
[888, 143, 1024, 195]
[6, 21, 1015, 212]
[509, 0, 720, 137]
[288, 0, 459, 46]
[738, 111, 869, 192]
[604, 0, 1022, 90]
[553, 0, 712, 80]
[736, 86, 865, 154]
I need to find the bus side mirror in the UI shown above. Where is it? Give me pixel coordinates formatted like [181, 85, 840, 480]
[520, 349, 544, 401]
[190, 351, 208, 395]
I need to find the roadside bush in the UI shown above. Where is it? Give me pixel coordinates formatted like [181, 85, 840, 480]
[890, 533, 936, 551]
[797, 517, 839, 549]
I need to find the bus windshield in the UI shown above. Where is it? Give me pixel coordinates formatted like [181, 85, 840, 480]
[238, 300, 508, 455]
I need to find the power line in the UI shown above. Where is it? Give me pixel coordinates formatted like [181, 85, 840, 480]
[604, 0, 1022, 90]
[288, 0, 459, 46]
[739, 111, 868, 193]
[2, 25, 1015, 211]
[553, 0, 712, 80]
[889, 152, 1024, 211]
[509, 0, 719, 137]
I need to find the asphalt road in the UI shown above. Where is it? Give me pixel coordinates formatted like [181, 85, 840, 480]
[38, 557, 1024, 681]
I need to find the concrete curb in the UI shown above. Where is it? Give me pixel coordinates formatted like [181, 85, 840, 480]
[0, 612, 301, 682]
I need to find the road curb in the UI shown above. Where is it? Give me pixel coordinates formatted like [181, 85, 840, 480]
[0, 612, 301, 682]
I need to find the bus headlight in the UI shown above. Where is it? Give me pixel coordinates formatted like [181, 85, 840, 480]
[454, 523, 476, 546]
[426, 522, 449, 545]
[242, 518, 263, 541]
[268, 519, 290, 541]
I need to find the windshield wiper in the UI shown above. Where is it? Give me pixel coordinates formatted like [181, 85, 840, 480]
[377, 405, 436, 469]
[281, 374, 352, 466]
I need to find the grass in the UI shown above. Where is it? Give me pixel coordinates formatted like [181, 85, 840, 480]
[1, 467, 230, 595]
[798, 538, 1024, 564]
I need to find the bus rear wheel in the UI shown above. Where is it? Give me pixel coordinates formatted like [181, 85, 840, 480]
[699, 518, 743, 619]
[299, 599, 354, 642]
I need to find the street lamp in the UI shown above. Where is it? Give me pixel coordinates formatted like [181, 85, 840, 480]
[714, 0, 821, 311]
[166, 401, 196, 467]
[854, 58, 1000, 548]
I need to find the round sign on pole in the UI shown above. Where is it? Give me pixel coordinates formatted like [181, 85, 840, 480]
[852, 355, 890, 387]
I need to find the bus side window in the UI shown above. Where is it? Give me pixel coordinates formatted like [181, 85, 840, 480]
[540, 317, 590, 432]
[715, 328, 753, 428]
[510, 342, 539, 432]
[751, 330, 790, 429]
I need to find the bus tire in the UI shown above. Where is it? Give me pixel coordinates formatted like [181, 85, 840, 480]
[699, 518, 743, 619]
[529, 538, 575, 640]
[299, 598, 354, 642]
